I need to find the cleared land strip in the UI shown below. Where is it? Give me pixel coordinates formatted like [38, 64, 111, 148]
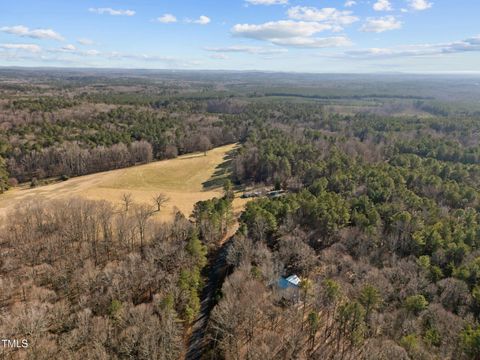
[0, 143, 244, 222]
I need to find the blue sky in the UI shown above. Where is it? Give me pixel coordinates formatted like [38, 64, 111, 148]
[1, 0, 479, 72]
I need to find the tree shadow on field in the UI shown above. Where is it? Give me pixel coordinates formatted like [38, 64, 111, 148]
[202, 148, 237, 190]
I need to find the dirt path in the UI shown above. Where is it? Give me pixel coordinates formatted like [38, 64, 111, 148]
[186, 235, 234, 360]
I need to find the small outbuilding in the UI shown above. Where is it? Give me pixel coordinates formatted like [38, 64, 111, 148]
[278, 274, 301, 290]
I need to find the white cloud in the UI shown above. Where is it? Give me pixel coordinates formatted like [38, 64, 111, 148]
[205, 45, 288, 55]
[233, 21, 332, 40]
[193, 15, 211, 25]
[62, 44, 76, 51]
[105, 52, 201, 67]
[346, 46, 433, 58]
[443, 36, 480, 53]
[274, 36, 352, 47]
[77, 38, 94, 46]
[360, 16, 402, 33]
[210, 54, 229, 60]
[344, 35, 480, 59]
[287, 6, 359, 29]
[0, 45, 200, 68]
[47, 47, 100, 56]
[0, 43, 42, 53]
[88, 8, 135, 16]
[156, 14, 177, 24]
[245, 0, 288, 5]
[345, 1, 357, 7]
[0, 25, 64, 41]
[408, 0, 433, 11]
[232, 20, 352, 48]
[85, 49, 100, 56]
[373, 0, 393, 11]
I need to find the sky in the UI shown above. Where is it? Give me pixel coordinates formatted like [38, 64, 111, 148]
[0, 0, 479, 73]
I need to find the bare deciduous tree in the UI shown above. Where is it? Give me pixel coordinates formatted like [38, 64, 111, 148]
[133, 204, 154, 258]
[121, 193, 133, 212]
[197, 135, 212, 156]
[152, 193, 169, 213]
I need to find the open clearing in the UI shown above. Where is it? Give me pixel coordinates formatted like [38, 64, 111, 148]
[0, 143, 247, 222]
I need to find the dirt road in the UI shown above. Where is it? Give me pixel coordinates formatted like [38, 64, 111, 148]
[186, 235, 234, 360]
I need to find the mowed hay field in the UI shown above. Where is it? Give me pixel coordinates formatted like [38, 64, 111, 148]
[0, 143, 247, 222]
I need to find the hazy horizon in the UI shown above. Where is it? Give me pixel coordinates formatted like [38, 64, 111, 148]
[3, 65, 480, 76]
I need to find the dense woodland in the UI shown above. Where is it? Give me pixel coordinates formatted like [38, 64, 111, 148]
[2, 70, 480, 359]
[214, 114, 480, 359]
[0, 197, 229, 359]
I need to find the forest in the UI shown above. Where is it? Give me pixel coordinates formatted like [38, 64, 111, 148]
[1, 70, 480, 359]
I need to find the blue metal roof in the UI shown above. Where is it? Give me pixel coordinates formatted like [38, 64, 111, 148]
[278, 275, 300, 289]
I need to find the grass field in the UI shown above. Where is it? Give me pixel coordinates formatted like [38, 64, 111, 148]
[0, 143, 247, 222]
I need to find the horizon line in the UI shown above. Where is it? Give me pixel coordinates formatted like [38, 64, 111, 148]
[2, 65, 480, 76]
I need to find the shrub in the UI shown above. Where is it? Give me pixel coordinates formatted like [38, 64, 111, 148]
[424, 328, 442, 347]
[7, 178, 18, 187]
[461, 326, 480, 359]
[30, 177, 39, 188]
[400, 334, 419, 353]
[405, 295, 429, 315]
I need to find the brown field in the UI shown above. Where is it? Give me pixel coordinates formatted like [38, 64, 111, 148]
[0, 143, 248, 223]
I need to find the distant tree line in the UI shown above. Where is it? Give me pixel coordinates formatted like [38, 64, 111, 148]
[1, 104, 244, 183]
[7, 140, 153, 182]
